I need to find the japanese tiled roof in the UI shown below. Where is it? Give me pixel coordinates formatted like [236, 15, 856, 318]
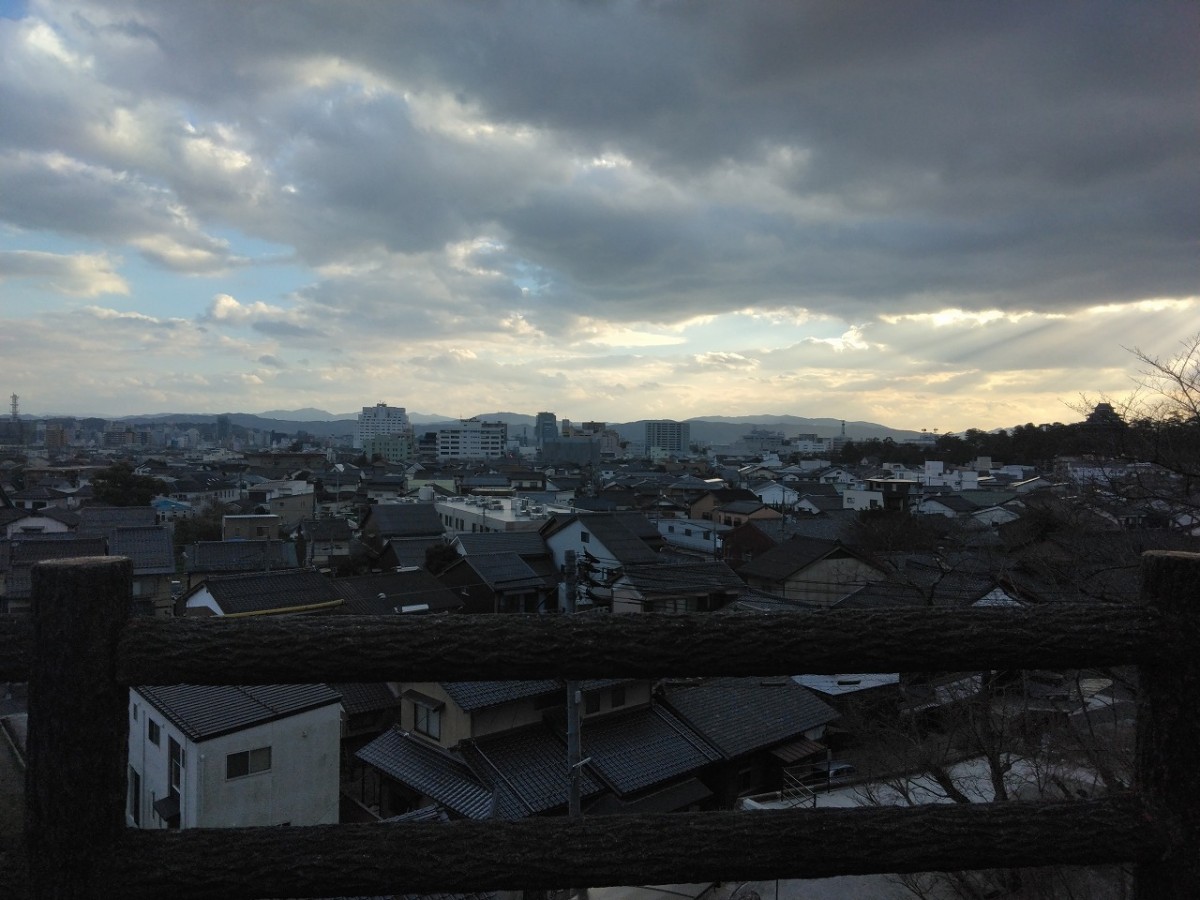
[462, 553, 547, 591]
[4, 536, 108, 598]
[453, 531, 549, 558]
[365, 503, 445, 537]
[553, 704, 721, 796]
[716, 500, 774, 516]
[460, 725, 604, 818]
[356, 728, 493, 820]
[194, 569, 340, 614]
[108, 525, 175, 574]
[661, 676, 839, 760]
[382, 536, 445, 568]
[328, 682, 401, 716]
[575, 514, 661, 565]
[298, 518, 353, 541]
[137, 684, 341, 742]
[77, 505, 158, 534]
[185, 540, 299, 573]
[920, 493, 979, 513]
[617, 560, 744, 595]
[737, 536, 855, 581]
[336, 569, 464, 615]
[439, 681, 560, 712]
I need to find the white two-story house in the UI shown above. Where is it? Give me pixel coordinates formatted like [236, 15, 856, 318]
[127, 683, 342, 830]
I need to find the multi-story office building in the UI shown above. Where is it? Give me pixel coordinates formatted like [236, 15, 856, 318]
[355, 403, 410, 450]
[436, 418, 507, 461]
[534, 411, 558, 446]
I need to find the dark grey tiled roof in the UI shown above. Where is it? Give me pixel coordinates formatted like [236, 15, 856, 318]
[4, 536, 108, 598]
[920, 494, 979, 513]
[465, 553, 547, 591]
[563, 705, 721, 796]
[336, 569, 464, 615]
[78, 505, 158, 534]
[193, 569, 340, 614]
[739, 536, 866, 581]
[382, 536, 444, 568]
[299, 518, 353, 540]
[109, 525, 175, 574]
[618, 560, 744, 595]
[185, 540, 299, 573]
[461, 726, 603, 818]
[453, 532, 549, 557]
[137, 684, 341, 742]
[365, 503, 444, 537]
[439, 681, 560, 712]
[717, 500, 774, 516]
[576, 515, 660, 565]
[0, 507, 79, 528]
[329, 682, 401, 716]
[356, 728, 493, 820]
[662, 677, 839, 760]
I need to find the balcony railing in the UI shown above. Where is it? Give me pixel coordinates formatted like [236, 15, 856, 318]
[0, 551, 1197, 899]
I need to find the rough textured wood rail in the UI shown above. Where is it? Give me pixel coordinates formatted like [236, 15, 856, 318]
[0, 603, 1169, 685]
[11, 551, 1200, 899]
[103, 797, 1167, 900]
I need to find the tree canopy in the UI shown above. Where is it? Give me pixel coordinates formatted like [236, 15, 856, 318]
[90, 462, 163, 507]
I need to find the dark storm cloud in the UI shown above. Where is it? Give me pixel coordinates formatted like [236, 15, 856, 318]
[7, 1, 1199, 325]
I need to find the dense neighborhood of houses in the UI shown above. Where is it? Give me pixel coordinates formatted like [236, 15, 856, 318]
[1, 400, 1196, 886]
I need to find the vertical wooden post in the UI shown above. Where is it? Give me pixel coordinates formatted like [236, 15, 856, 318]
[1135, 550, 1200, 898]
[27, 556, 132, 899]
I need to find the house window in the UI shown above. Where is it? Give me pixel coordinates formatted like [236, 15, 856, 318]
[131, 703, 138, 721]
[611, 686, 626, 709]
[148, 719, 161, 746]
[413, 701, 442, 740]
[226, 746, 272, 779]
[580, 531, 590, 543]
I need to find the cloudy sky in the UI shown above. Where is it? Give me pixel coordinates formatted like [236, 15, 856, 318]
[1, 1, 1196, 432]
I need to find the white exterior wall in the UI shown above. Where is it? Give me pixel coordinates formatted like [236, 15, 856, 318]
[182, 588, 223, 616]
[128, 690, 340, 829]
[435, 420, 507, 460]
[656, 518, 724, 556]
[752, 482, 799, 509]
[356, 404, 410, 450]
[2, 514, 73, 538]
[843, 487, 884, 511]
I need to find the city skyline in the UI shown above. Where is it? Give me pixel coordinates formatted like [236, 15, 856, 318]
[1, 2, 1197, 432]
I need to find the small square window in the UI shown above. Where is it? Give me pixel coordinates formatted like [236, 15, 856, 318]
[580, 531, 590, 543]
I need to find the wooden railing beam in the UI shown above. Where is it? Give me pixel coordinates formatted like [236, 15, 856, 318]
[113, 605, 1164, 685]
[106, 797, 1166, 900]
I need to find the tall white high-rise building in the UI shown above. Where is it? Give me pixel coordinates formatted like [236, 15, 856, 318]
[355, 403, 410, 450]
[645, 420, 690, 455]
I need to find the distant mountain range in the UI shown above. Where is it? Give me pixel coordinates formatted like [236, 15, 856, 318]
[44, 408, 926, 444]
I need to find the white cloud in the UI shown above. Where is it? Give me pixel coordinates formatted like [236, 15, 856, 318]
[0, 250, 128, 297]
